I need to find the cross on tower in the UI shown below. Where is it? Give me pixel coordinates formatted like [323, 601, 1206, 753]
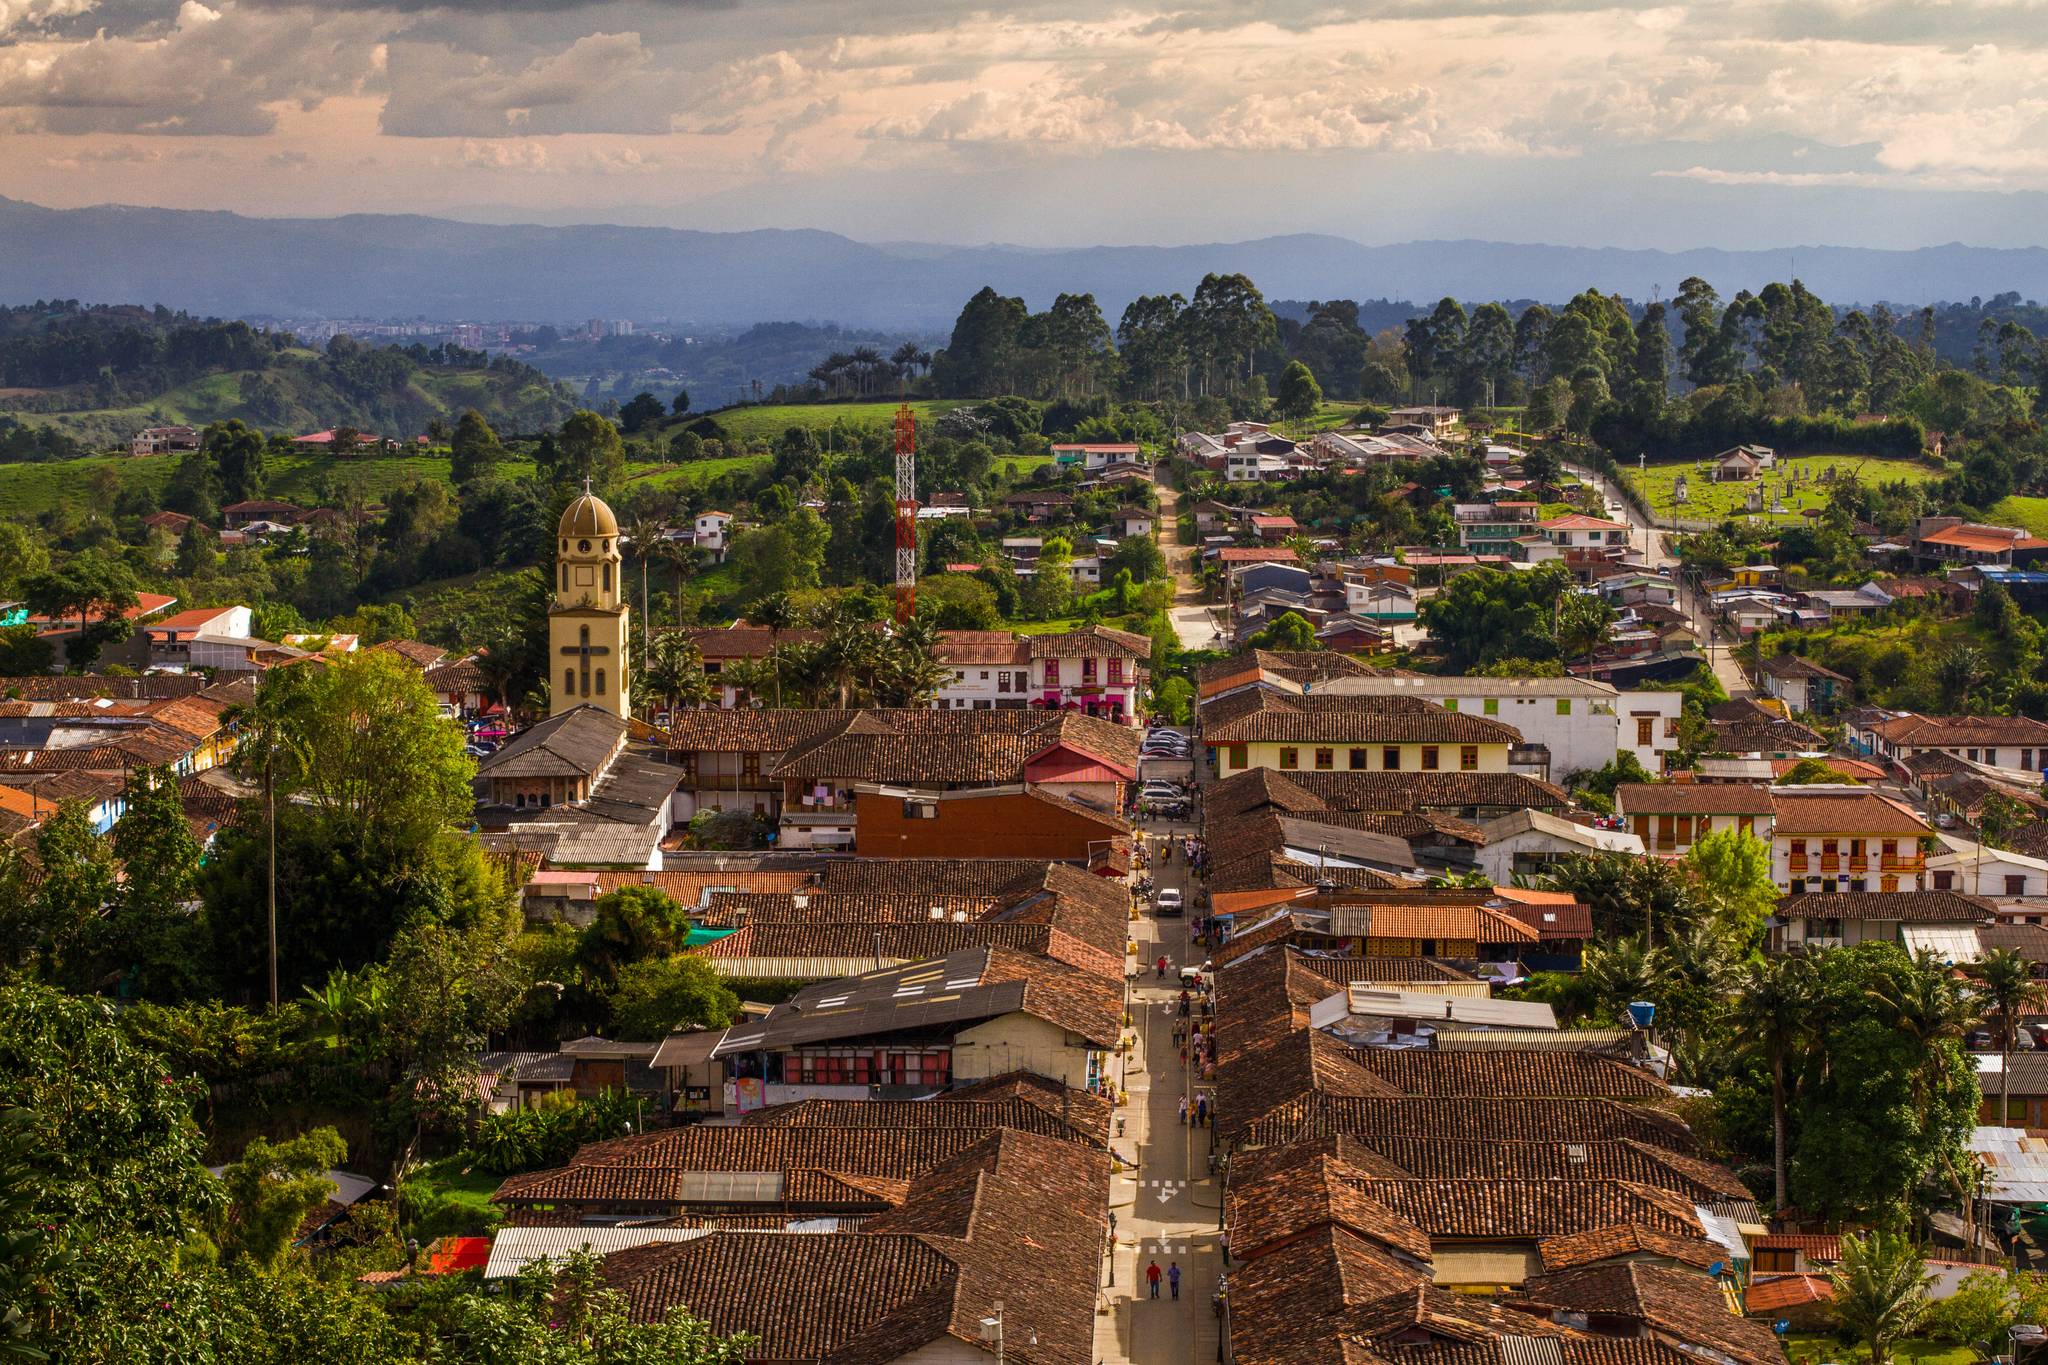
[561, 624, 609, 698]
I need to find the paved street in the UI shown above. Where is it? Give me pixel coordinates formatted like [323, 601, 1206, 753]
[1568, 460, 1753, 699]
[1097, 819, 1223, 1365]
[1154, 473, 1228, 651]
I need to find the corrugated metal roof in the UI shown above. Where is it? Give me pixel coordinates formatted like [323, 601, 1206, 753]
[1901, 925, 1983, 964]
[485, 1227, 710, 1278]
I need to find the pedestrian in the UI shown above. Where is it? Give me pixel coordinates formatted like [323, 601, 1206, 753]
[1146, 1260, 1162, 1299]
[1168, 1261, 1181, 1300]
[1177, 1094, 1188, 1124]
[1197, 1094, 1209, 1126]
[1220, 1228, 1230, 1265]
[1155, 956, 1167, 980]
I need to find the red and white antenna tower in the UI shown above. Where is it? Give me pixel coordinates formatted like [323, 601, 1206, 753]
[893, 404, 918, 624]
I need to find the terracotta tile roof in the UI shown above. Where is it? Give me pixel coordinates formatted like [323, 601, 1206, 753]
[1759, 654, 1851, 683]
[1748, 1232, 1841, 1258]
[1538, 1223, 1727, 1272]
[494, 1125, 994, 1210]
[740, 1095, 1108, 1147]
[370, 638, 448, 668]
[1200, 690, 1523, 746]
[1228, 1149, 1435, 1261]
[1345, 1051, 1667, 1100]
[1372, 1342, 1701, 1365]
[1614, 783, 1776, 816]
[663, 707, 848, 753]
[1356, 904, 1540, 945]
[1027, 625, 1151, 658]
[1516, 1264, 1783, 1365]
[933, 631, 1028, 666]
[1359, 1178, 1706, 1240]
[1920, 524, 2048, 553]
[1744, 1274, 1834, 1314]
[601, 1129, 1109, 1365]
[0, 675, 211, 702]
[1778, 890, 1992, 923]
[1293, 956, 1479, 986]
[677, 626, 827, 660]
[1216, 1029, 1402, 1140]
[695, 919, 1122, 979]
[769, 708, 1139, 785]
[1868, 712, 2048, 748]
[1226, 1227, 1434, 1365]
[1258, 769, 1571, 815]
[1244, 1096, 1696, 1153]
[1216, 546, 1302, 564]
[1356, 1138, 1748, 1202]
[1767, 790, 1932, 836]
[1195, 648, 1390, 691]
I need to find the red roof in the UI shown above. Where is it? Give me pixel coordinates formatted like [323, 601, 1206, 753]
[1216, 547, 1301, 564]
[425, 1236, 491, 1274]
[31, 591, 177, 635]
[1250, 515, 1299, 529]
[148, 606, 238, 632]
[1539, 514, 1628, 531]
[1746, 1275, 1833, 1313]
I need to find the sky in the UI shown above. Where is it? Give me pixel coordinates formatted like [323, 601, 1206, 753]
[1, 0, 2046, 250]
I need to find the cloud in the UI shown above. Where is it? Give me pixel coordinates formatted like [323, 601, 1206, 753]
[0, 2, 383, 134]
[381, 30, 680, 135]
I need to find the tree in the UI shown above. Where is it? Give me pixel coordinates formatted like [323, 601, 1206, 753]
[1105, 533, 1166, 585]
[619, 391, 667, 434]
[1248, 612, 1319, 652]
[1550, 590, 1614, 671]
[1026, 536, 1075, 620]
[933, 286, 1028, 396]
[20, 556, 138, 671]
[1418, 563, 1576, 670]
[670, 389, 692, 416]
[27, 801, 116, 989]
[1275, 360, 1323, 420]
[640, 630, 714, 720]
[108, 765, 206, 999]
[1974, 948, 2047, 1129]
[1541, 852, 1700, 944]
[608, 956, 740, 1040]
[913, 574, 1001, 630]
[0, 624, 52, 676]
[203, 419, 267, 503]
[549, 410, 626, 491]
[173, 518, 218, 578]
[1739, 953, 1815, 1212]
[379, 919, 525, 1133]
[1680, 827, 1777, 949]
[448, 408, 504, 485]
[163, 445, 222, 522]
[1778, 757, 1861, 785]
[580, 886, 694, 989]
[1831, 1232, 1930, 1365]
[214, 1127, 346, 1269]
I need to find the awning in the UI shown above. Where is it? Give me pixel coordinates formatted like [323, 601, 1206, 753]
[1901, 925, 1983, 963]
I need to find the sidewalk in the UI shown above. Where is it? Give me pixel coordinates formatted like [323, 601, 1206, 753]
[1096, 824, 1224, 1365]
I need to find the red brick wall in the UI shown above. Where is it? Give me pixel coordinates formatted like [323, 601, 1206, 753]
[855, 790, 1118, 861]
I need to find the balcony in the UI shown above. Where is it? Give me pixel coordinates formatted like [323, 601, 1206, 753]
[1881, 856, 1926, 872]
[1819, 856, 1841, 874]
[1788, 855, 1809, 872]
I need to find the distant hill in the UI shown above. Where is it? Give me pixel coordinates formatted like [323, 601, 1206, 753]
[3, 197, 2046, 328]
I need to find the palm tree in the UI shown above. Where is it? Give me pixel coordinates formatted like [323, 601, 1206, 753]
[1578, 936, 1659, 1023]
[1830, 1232, 1929, 1365]
[645, 536, 698, 627]
[1738, 953, 1816, 1211]
[892, 342, 930, 395]
[752, 591, 800, 707]
[1869, 949, 1986, 1213]
[1974, 948, 2047, 1129]
[719, 656, 775, 708]
[639, 631, 711, 723]
[1935, 644, 1989, 712]
[619, 507, 665, 657]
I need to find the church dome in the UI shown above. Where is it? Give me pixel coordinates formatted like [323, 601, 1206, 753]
[559, 491, 619, 540]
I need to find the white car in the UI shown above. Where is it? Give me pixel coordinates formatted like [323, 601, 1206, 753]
[1155, 887, 1184, 916]
[1139, 782, 1186, 801]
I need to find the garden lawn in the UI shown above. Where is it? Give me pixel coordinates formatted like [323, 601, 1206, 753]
[1622, 453, 1939, 526]
[1784, 1335, 1975, 1365]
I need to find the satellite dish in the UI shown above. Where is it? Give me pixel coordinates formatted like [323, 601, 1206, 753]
[1708, 1260, 1726, 1278]
[1775, 1320, 1791, 1336]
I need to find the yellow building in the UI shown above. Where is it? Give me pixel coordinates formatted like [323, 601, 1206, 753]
[550, 487, 630, 719]
[1200, 691, 1521, 777]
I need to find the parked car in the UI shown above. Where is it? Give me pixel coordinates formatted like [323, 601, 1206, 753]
[1139, 781, 1186, 800]
[1155, 887, 1184, 917]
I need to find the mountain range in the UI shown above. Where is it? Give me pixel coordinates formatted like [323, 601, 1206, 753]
[4, 196, 2045, 329]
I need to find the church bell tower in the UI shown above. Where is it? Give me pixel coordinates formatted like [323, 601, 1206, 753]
[549, 483, 630, 719]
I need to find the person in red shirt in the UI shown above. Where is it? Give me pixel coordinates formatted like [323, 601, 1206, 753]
[1146, 1260, 1162, 1299]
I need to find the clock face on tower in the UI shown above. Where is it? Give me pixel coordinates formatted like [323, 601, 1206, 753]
[549, 489, 630, 719]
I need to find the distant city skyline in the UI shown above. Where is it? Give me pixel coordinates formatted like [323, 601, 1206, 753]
[1, 0, 2046, 252]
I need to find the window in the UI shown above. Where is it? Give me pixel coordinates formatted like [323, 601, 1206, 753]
[1279, 747, 1299, 770]
[1313, 747, 1334, 770]
[1228, 744, 1248, 770]
[1460, 745, 1479, 771]
[1349, 748, 1368, 770]
[1636, 717, 1654, 746]
[2025, 750, 2035, 771]
[1422, 746, 1439, 771]
[1082, 657, 1098, 683]
[1043, 661, 1060, 686]
[602, 563, 611, 592]
[1483, 698, 1500, 716]
[1556, 698, 1572, 716]
[1383, 747, 1401, 771]
[1791, 879, 1807, 894]
[559, 565, 568, 591]
[1986, 749, 2000, 767]
[741, 752, 760, 780]
[1968, 749, 1980, 762]
[1675, 815, 1693, 844]
[1657, 814, 1675, 845]
[1880, 875, 1898, 892]
[2010, 875, 2030, 897]
[1108, 659, 1124, 684]
[1443, 698, 1458, 712]
[1933, 870, 1954, 890]
[564, 668, 575, 695]
[1739, 815, 1754, 834]
[595, 668, 605, 696]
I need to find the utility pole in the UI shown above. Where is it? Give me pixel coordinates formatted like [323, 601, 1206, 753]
[267, 738, 278, 1009]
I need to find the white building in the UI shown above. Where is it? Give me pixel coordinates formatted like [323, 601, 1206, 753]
[144, 606, 253, 672]
[1313, 674, 1683, 777]
[1472, 809, 1643, 882]
[1930, 836, 2048, 901]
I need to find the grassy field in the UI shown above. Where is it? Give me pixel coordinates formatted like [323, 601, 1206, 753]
[693, 399, 970, 444]
[1990, 495, 2048, 537]
[1785, 1335, 1973, 1365]
[1622, 454, 1941, 525]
